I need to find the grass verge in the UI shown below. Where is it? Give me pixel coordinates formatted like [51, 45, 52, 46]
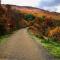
[0, 32, 13, 45]
[27, 29, 60, 58]
[0, 36, 9, 45]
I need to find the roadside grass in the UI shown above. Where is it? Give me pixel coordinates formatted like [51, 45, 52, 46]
[0, 35, 9, 45]
[0, 29, 20, 45]
[27, 29, 60, 58]
[0, 32, 14, 45]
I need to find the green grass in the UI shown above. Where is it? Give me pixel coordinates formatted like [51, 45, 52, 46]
[0, 32, 13, 45]
[28, 29, 60, 58]
[41, 38, 60, 58]
[0, 35, 9, 45]
[0, 30, 18, 45]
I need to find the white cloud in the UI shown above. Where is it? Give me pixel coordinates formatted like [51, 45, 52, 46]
[55, 6, 60, 12]
[1, 0, 60, 12]
[2, 0, 40, 7]
[41, 5, 60, 12]
[38, 0, 60, 12]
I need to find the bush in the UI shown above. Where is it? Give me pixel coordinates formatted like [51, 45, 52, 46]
[48, 27, 60, 42]
[11, 10, 23, 30]
[44, 18, 54, 28]
[0, 23, 6, 36]
[39, 16, 45, 22]
[24, 14, 35, 21]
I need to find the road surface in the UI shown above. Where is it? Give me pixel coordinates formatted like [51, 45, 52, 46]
[0, 28, 56, 60]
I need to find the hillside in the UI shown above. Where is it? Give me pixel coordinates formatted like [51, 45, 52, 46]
[0, 4, 60, 41]
[12, 5, 60, 20]
[1, 4, 60, 20]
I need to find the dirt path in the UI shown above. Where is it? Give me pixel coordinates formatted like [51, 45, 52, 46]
[0, 28, 55, 60]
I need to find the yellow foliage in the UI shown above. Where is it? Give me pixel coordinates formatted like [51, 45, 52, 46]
[48, 27, 60, 37]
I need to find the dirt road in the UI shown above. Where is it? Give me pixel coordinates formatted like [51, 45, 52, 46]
[0, 28, 54, 60]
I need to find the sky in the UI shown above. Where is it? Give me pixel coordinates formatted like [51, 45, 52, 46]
[1, 0, 60, 12]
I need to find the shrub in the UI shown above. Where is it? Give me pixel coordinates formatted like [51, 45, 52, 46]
[11, 10, 23, 30]
[48, 27, 60, 42]
[24, 14, 35, 21]
[39, 17, 54, 36]
[44, 18, 54, 28]
[39, 16, 45, 22]
[0, 6, 5, 17]
[0, 23, 6, 36]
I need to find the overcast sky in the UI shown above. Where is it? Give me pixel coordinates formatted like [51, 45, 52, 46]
[1, 0, 60, 12]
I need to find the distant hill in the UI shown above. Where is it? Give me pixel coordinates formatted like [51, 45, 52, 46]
[11, 5, 60, 20]
[1, 4, 60, 20]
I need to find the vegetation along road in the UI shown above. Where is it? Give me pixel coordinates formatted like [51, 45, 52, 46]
[0, 28, 56, 60]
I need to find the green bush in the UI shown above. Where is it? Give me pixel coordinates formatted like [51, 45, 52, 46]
[24, 14, 35, 21]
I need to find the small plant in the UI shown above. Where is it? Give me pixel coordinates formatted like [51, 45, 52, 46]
[39, 16, 45, 22]
[24, 14, 35, 21]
